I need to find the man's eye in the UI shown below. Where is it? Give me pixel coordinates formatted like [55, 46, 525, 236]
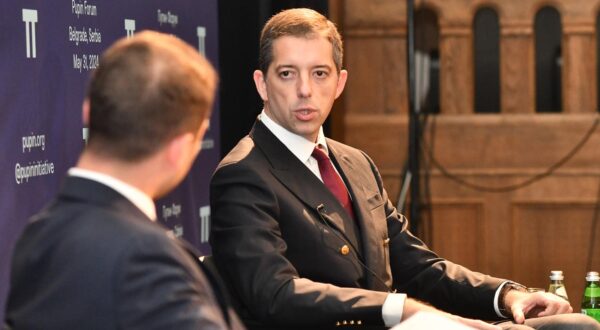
[314, 71, 327, 78]
[279, 71, 292, 78]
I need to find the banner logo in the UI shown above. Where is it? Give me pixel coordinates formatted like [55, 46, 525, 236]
[199, 206, 210, 243]
[197, 26, 205, 55]
[82, 127, 89, 144]
[22, 9, 38, 58]
[124, 19, 135, 38]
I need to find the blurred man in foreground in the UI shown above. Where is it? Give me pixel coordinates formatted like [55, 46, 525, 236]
[5, 31, 244, 330]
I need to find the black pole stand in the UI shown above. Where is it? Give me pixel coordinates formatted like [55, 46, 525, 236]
[406, 0, 420, 234]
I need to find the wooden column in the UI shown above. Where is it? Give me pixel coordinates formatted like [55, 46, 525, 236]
[500, 22, 535, 114]
[337, 0, 409, 196]
[562, 23, 597, 113]
[330, 0, 409, 141]
[439, 24, 473, 114]
[343, 28, 408, 116]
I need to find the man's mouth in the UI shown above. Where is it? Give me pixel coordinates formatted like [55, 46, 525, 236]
[294, 108, 318, 121]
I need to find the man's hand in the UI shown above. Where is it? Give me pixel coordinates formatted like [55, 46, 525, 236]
[505, 290, 573, 324]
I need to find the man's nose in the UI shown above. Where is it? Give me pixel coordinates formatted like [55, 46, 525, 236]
[297, 73, 312, 98]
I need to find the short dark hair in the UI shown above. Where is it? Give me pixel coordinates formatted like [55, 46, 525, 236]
[258, 8, 343, 75]
[86, 31, 217, 161]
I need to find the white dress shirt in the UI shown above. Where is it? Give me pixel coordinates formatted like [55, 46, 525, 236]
[259, 111, 327, 180]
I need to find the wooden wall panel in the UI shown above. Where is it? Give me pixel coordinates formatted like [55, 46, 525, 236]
[346, 114, 600, 172]
[344, 37, 408, 115]
[333, 0, 600, 317]
[344, 0, 405, 28]
[439, 28, 474, 114]
[344, 113, 600, 292]
[562, 26, 597, 113]
[345, 114, 407, 169]
[426, 201, 483, 271]
[501, 26, 535, 113]
[512, 202, 600, 309]
[421, 115, 600, 170]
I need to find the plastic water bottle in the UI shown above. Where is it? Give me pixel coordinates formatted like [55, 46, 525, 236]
[581, 271, 600, 322]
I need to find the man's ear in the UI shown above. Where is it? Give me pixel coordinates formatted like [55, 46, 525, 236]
[334, 69, 348, 99]
[253, 70, 268, 102]
[195, 119, 210, 154]
[165, 132, 195, 168]
[82, 99, 90, 126]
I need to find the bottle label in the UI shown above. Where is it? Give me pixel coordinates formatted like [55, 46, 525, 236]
[581, 309, 600, 322]
[585, 287, 600, 297]
[553, 286, 569, 300]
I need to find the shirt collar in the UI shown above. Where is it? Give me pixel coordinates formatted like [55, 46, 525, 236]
[68, 167, 157, 221]
[259, 110, 328, 163]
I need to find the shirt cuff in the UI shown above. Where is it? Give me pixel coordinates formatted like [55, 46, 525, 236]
[494, 281, 510, 318]
[382, 293, 407, 326]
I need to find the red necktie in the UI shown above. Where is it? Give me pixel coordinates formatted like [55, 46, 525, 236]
[312, 146, 355, 219]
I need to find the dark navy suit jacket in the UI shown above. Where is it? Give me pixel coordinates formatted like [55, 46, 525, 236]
[210, 120, 505, 329]
[6, 176, 244, 330]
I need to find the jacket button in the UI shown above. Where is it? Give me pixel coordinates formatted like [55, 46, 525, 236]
[340, 245, 350, 255]
[383, 238, 390, 247]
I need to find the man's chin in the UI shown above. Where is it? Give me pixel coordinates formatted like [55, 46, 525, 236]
[296, 130, 320, 142]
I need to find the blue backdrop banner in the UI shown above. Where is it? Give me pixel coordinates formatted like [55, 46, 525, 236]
[0, 0, 220, 320]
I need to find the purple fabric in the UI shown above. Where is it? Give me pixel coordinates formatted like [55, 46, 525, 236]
[0, 0, 220, 321]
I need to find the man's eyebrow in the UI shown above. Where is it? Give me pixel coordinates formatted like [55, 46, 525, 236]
[313, 65, 332, 71]
[274, 64, 297, 71]
[274, 64, 333, 71]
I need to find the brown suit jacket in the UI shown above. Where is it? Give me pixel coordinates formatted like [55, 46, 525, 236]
[210, 120, 505, 329]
